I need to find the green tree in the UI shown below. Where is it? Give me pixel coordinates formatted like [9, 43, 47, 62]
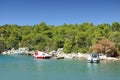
[63, 39, 72, 53]
[0, 39, 6, 53]
[109, 31, 120, 51]
[6, 36, 19, 49]
[112, 22, 120, 32]
[75, 32, 87, 48]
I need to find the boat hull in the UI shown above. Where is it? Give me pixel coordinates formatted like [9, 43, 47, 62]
[33, 51, 52, 59]
[34, 56, 51, 59]
[56, 57, 64, 59]
[87, 59, 100, 63]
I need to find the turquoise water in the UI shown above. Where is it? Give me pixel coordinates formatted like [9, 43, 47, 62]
[0, 55, 120, 80]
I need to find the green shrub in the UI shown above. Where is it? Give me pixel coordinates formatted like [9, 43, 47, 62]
[79, 47, 88, 53]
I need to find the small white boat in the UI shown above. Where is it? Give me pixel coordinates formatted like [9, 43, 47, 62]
[87, 53, 100, 63]
[33, 51, 52, 59]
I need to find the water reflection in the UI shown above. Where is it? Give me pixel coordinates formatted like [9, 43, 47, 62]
[33, 59, 50, 71]
[87, 63, 99, 72]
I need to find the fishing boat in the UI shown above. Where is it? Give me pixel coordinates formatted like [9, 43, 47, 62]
[33, 51, 52, 59]
[87, 53, 100, 63]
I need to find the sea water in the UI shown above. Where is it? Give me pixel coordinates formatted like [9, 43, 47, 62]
[0, 55, 120, 80]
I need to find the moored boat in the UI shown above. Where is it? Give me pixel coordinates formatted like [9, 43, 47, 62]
[87, 52, 100, 63]
[33, 51, 52, 59]
[55, 56, 64, 59]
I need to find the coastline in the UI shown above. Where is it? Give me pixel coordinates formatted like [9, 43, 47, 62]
[54, 52, 120, 61]
[1, 50, 120, 61]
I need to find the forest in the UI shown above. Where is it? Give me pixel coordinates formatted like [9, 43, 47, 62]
[0, 22, 120, 55]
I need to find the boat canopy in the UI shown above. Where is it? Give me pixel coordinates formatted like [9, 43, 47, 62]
[91, 52, 99, 58]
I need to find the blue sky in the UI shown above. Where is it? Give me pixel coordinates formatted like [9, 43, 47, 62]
[0, 0, 120, 26]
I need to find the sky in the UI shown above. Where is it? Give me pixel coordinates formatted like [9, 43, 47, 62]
[0, 0, 120, 26]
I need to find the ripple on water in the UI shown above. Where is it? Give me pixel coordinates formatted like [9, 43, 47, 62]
[0, 55, 120, 80]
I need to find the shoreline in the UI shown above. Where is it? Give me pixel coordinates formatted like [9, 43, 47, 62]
[55, 52, 120, 61]
[1, 50, 120, 61]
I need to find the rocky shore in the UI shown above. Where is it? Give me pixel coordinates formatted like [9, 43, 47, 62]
[55, 52, 120, 61]
[1, 48, 120, 61]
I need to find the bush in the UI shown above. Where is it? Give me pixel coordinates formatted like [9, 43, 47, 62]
[88, 47, 93, 53]
[79, 47, 88, 53]
[92, 39, 117, 57]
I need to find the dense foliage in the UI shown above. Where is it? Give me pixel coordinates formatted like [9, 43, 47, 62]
[92, 39, 117, 57]
[0, 22, 120, 54]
